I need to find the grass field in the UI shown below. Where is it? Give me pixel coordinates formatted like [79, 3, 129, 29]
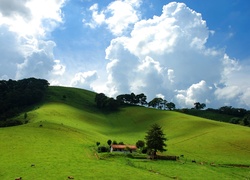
[0, 86, 250, 179]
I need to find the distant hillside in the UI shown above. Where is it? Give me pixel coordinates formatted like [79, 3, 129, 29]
[179, 108, 250, 127]
[1, 86, 250, 179]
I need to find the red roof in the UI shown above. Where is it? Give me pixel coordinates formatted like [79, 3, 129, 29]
[111, 145, 137, 150]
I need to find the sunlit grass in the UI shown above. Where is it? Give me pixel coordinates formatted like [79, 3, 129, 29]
[0, 86, 250, 179]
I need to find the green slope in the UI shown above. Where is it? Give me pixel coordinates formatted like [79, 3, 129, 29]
[0, 86, 250, 180]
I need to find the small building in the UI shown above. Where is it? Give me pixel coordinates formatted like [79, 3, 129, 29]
[110, 144, 137, 153]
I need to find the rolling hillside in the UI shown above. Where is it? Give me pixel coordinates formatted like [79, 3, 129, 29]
[0, 86, 250, 180]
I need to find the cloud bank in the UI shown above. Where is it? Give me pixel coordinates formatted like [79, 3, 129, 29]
[88, 1, 250, 108]
[0, 0, 65, 81]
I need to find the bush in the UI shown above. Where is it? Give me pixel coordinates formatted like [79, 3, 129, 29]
[98, 146, 109, 153]
[141, 147, 148, 154]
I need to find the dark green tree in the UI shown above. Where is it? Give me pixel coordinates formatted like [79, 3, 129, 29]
[136, 140, 145, 149]
[107, 139, 112, 146]
[148, 98, 163, 109]
[136, 93, 147, 105]
[145, 124, 167, 159]
[242, 114, 250, 126]
[194, 102, 206, 110]
[95, 93, 108, 109]
[106, 98, 119, 110]
[166, 102, 175, 110]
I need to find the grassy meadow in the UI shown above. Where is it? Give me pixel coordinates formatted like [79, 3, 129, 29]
[0, 86, 250, 179]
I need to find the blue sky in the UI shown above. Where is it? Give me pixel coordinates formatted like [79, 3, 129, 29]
[1, 0, 250, 109]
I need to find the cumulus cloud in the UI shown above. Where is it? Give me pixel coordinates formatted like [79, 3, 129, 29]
[0, 0, 66, 81]
[53, 60, 66, 76]
[98, 2, 250, 108]
[0, 0, 31, 19]
[16, 40, 56, 79]
[175, 80, 212, 108]
[70, 71, 98, 90]
[214, 55, 250, 106]
[84, 0, 141, 36]
[0, 26, 23, 79]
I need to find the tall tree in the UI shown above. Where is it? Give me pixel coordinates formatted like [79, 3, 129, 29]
[194, 102, 206, 110]
[145, 124, 167, 159]
[166, 102, 175, 110]
[95, 93, 108, 109]
[148, 98, 163, 109]
[107, 139, 112, 147]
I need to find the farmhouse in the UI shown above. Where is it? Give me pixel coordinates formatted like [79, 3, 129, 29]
[110, 144, 137, 153]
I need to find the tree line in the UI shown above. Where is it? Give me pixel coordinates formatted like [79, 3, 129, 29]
[182, 104, 250, 127]
[95, 92, 176, 111]
[0, 78, 49, 127]
[95, 93, 250, 127]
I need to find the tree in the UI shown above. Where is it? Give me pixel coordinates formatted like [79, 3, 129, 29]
[145, 124, 167, 159]
[95, 93, 108, 109]
[148, 98, 163, 109]
[107, 139, 112, 146]
[242, 114, 250, 126]
[106, 98, 119, 110]
[194, 102, 206, 110]
[166, 102, 175, 110]
[95, 93, 119, 111]
[136, 140, 145, 149]
[136, 93, 147, 105]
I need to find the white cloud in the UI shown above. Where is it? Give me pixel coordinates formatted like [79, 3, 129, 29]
[53, 60, 66, 76]
[84, 0, 141, 36]
[0, 0, 66, 81]
[100, 2, 250, 108]
[70, 71, 98, 90]
[84, 3, 105, 28]
[16, 40, 56, 79]
[175, 80, 212, 108]
[214, 55, 250, 106]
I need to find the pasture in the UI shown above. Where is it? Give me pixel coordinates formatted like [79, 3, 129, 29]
[0, 86, 249, 179]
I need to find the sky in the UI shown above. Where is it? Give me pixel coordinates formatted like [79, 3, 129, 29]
[1, 0, 250, 109]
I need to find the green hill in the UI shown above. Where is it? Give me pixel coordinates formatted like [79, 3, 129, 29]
[0, 86, 250, 180]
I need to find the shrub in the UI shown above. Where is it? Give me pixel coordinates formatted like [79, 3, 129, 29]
[98, 146, 109, 153]
[141, 147, 148, 154]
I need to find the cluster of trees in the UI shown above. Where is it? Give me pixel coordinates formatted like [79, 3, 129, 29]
[0, 78, 49, 127]
[207, 106, 250, 126]
[95, 93, 120, 111]
[183, 103, 250, 127]
[116, 93, 147, 105]
[95, 92, 175, 111]
[96, 124, 167, 159]
[148, 98, 175, 110]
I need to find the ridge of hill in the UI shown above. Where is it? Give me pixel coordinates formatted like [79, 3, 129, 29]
[0, 86, 250, 179]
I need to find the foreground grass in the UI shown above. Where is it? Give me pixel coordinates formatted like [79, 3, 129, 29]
[0, 86, 250, 179]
